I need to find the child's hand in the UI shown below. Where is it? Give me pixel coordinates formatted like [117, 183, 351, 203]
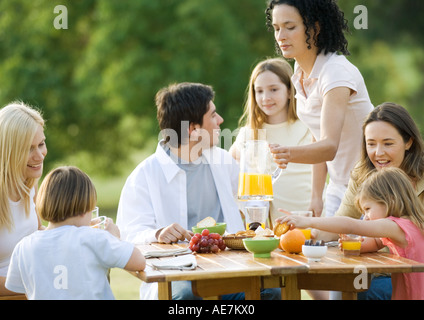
[276, 209, 311, 230]
[105, 218, 121, 238]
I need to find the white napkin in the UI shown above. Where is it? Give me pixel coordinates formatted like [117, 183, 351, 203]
[144, 248, 192, 259]
[151, 254, 197, 271]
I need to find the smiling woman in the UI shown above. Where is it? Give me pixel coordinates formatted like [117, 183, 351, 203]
[0, 101, 47, 296]
[25, 124, 47, 181]
[337, 102, 424, 220]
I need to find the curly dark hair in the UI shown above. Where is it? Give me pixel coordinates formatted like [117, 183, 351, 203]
[266, 0, 350, 56]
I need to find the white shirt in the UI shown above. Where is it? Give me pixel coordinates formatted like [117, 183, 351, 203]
[117, 141, 245, 300]
[0, 188, 38, 277]
[5, 226, 134, 300]
[293, 52, 374, 186]
[116, 141, 244, 244]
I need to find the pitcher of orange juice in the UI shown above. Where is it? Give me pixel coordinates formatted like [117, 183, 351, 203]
[238, 140, 279, 201]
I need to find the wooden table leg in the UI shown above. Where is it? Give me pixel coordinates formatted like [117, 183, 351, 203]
[192, 277, 262, 300]
[158, 282, 172, 300]
[281, 275, 301, 300]
[244, 277, 261, 300]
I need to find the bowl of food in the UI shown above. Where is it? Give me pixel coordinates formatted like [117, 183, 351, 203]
[242, 237, 280, 258]
[302, 241, 328, 262]
[192, 217, 227, 236]
[223, 230, 256, 250]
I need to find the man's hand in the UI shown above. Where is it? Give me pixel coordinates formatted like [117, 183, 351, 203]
[156, 223, 193, 244]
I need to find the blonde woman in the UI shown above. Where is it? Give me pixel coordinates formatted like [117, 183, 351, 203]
[0, 102, 47, 296]
[230, 58, 313, 223]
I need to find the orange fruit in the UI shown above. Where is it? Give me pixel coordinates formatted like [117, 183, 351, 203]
[279, 229, 306, 254]
[273, 223, 289, 237]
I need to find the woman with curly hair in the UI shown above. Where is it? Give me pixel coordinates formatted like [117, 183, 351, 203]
[266, 0, 374, 220]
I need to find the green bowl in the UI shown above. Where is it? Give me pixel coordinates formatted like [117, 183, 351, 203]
[242, 237, 280, 258]
[192, 222, 227, 236]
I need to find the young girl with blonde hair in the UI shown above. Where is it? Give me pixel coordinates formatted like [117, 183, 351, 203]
[0, 102, 47, 296]
[277, 167, 424, 300]
[230, 57, 313, 223]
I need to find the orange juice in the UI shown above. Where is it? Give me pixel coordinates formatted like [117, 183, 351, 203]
[298, 228, 311, 240]
[342, 241, 361, 256]
[238, 173, 273, 201]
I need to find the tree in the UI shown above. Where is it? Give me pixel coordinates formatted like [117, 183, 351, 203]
[0, 0, 423, 175]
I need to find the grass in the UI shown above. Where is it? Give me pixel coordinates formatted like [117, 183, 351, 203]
[110, 268, 140, 300]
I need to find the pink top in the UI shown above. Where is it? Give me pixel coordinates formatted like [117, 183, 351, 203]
[381, 217, 424, 300]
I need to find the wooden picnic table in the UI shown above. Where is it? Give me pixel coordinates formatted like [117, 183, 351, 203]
[130, 242, 424, 300]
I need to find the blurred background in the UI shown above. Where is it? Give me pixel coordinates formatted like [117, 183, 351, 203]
[1, 0, 423, 299]
[1, 0, 423, 214]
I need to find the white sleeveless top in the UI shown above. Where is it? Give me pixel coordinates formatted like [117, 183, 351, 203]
[0, 188, 38, 276]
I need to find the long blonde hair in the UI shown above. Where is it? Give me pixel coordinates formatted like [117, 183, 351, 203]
[0, 102, 45, 231]
[238, 58, 297, 139]
[356, 167, 424, 230]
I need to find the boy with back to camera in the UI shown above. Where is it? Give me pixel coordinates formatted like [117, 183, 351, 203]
[6, 166, 145, 300]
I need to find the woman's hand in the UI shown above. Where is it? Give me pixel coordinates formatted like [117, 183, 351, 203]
[269, 144, 290, 169]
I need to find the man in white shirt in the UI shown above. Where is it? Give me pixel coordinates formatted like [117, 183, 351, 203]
[117, 83, 280, 300]
[117, 83, 244, 245]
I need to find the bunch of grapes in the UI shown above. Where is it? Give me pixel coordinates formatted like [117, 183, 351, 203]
[189, 229, 226, 253]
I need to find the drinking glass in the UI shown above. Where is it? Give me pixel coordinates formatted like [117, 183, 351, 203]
[340, 234, 362, 256]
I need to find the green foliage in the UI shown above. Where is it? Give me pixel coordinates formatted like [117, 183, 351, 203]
[339, 0, 424, 132]
[0, 0, 423, 176]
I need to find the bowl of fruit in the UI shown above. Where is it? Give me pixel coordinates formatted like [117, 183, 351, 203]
[191, 217, 227, 236]
[189, 229, 226, 254]
[302, 240, 327, 262]
[242, 236, 280, 258]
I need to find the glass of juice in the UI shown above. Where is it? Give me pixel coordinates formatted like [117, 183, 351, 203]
[291, 211, 313, 240]
[341, 234, 362, 256]
[245, 206, 268, 231]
